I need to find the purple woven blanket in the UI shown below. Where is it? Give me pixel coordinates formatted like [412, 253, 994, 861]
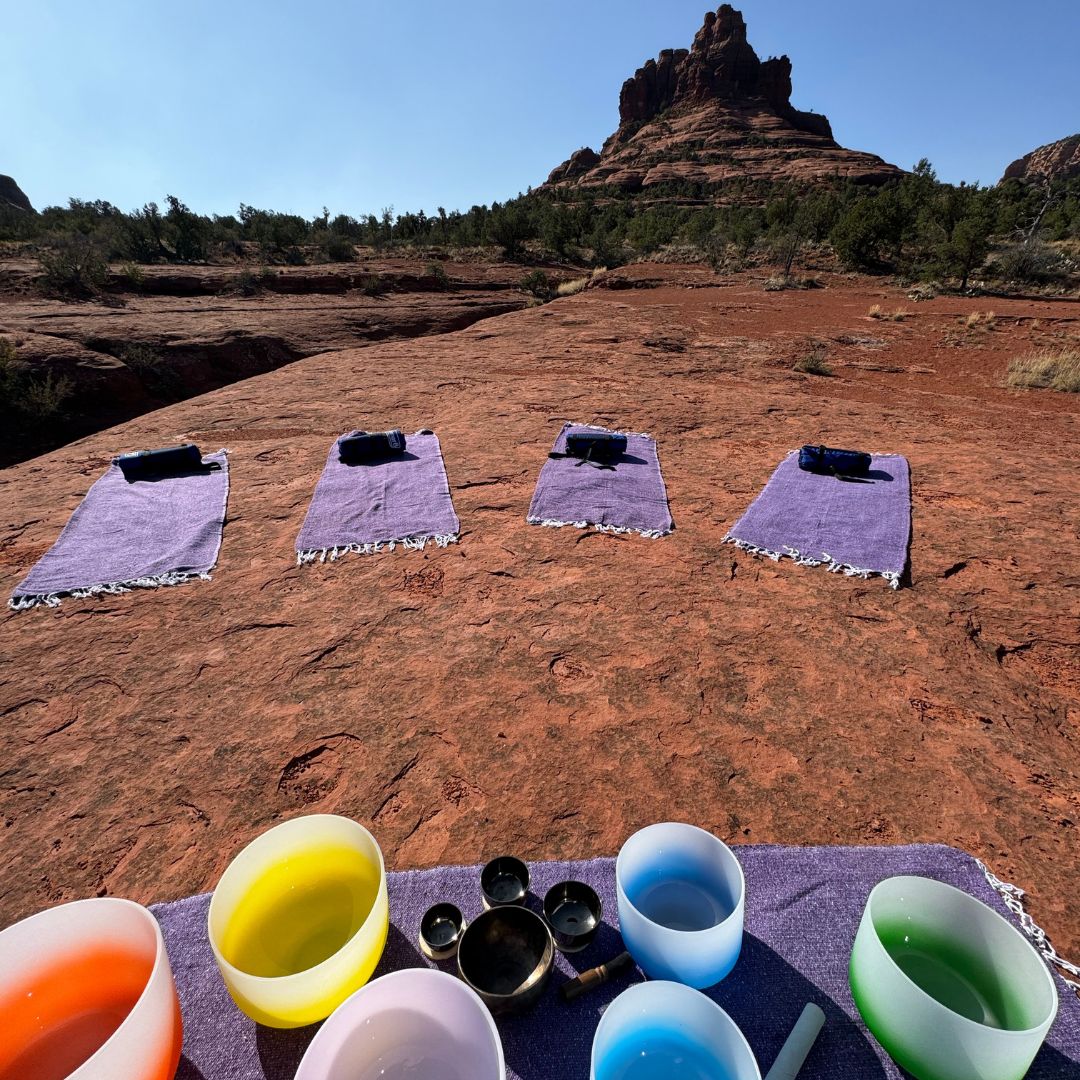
[152, 844, 1080, 1080]
[725, 451, 911, 588]
[9, 450, 228, 611]
[527, 424, 674, 538]
[296, 431, 459, 562]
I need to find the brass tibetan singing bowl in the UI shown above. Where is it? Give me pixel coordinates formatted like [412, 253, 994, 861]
[457, 905, 554, 1014]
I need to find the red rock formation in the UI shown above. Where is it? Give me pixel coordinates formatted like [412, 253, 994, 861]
[1002, 134, 1080, 184]
[544, 5, 900, 192]
[0, 175, 34, 213]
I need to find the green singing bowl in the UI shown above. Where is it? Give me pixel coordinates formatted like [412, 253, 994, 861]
[849, 876, 1058, 1080]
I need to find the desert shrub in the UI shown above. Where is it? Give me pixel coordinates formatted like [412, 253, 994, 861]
[424, 262, 451, 289]
[119, 343, 183, 398]
[486, 203, 532, 256]
[323, 233, 355, 262]
[994, 240, 1067, 285]
[38, 234, 109, 295]
[1006, 348, 1080, 392]
[907, 282, 937, 301]
[165, 195, 208, 261]
[120, 202, 169, 262]
[0, 338, 73, 420]
[793, 341, 832, 376]
[119, 261, 145, 289]
[282, 246, 306, 266]
[521, 269, 553, 300]
[556, 275, 589, 297]
[359, 273, 385, 296]
[234, 270, 261, 295]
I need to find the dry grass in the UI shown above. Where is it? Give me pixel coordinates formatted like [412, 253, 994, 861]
[557, 276, 590, 297]
[1006, 348, 1080, 393]
[965, 310, 996, 330]
[793, 342, 833, 376]
[868, 304, 908, 322]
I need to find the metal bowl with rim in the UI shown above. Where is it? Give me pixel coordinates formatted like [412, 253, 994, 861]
[457, 905, 554, 1014]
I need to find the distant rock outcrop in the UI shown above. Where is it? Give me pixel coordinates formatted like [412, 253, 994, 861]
[0, 175, 34, 213]
[543, 5, 900, 192]
[1002, 135, 1080, 185]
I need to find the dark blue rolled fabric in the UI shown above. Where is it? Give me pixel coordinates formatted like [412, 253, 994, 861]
[798, 445, 872, 477]
[114, 443, 204, 479]
[338, 429, 406, 463]
[565, 431, 627, 463]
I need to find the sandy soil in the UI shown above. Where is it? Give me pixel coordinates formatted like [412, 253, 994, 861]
[1, 265, 1078, 963]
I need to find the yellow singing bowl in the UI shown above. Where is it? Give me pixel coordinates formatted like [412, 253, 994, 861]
[208, 814, 389, 1028]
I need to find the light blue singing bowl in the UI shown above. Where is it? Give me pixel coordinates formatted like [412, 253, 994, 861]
[616, 822, 745, 988]
[591, 980, 761, 1080]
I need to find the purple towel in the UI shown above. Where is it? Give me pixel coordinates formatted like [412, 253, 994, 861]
[9, 450, 228, 611]
[725, 451, 911, 588]
[296, 431, 459, 562]
[152, 844, 1079, 1080]
[527, 423, 674, 538]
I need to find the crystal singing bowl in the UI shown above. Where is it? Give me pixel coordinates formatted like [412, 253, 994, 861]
[850, 876, 1058, 1080]
[0, 897, 182, 1080]
[616, 821, 745, 988]
[208, 813, 389, 1028]
[294, 968, 506, 1080]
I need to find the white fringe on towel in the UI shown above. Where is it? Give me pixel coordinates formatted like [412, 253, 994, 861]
[978, 858, 1080, 990]
[8, 571, 212, 611]
[722, 535, 901, 589]
[569, 421, 653, 438]
[527, 517, 670, 540]
[297, 532, 459, 565]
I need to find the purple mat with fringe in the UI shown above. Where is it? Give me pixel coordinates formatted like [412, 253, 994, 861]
[296, 431, 459, 562]
[527, 423, 673, 538]
[152, 844, 1080, 1080]
[724, 451, 911, 588]
[9, 450, 228, 611]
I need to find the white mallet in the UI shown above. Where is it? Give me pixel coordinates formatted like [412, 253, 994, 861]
[764, 1002, 826, 1080]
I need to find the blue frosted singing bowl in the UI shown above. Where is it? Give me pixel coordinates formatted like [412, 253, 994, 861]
[616, 822, 745, 988]
[591, 981, 761, 1080]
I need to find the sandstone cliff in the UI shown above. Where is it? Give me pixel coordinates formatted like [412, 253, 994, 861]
[1002, 134, 1080, 185]
[544, 5, 901, 192]
[0, 175, 34, 213]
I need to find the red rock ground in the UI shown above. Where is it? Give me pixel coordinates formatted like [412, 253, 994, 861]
[1, 265, 1079, 966]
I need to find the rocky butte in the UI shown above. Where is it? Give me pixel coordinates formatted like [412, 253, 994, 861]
[1002, 133, 1080, 185]
[0, 174, 35, 213]
[544, 4, 901, 192]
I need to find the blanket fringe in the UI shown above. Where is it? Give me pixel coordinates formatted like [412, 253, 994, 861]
[567, 420, 653, 439]
[297, 532, 459, 565]
[527, 516, 670, 540]
[9, 571, 212, 611]
[722, 535, 900, 589]
[977, 858, 1080, 990]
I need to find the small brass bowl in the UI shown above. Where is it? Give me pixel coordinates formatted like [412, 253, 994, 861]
[457, 905, 554, 1015]
[418, 903, 466, 961]
[543, 880, 602, 953]
[480, 856, 530, 909]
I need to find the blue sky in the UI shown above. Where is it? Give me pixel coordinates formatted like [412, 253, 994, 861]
[3, 1, 1077, 217]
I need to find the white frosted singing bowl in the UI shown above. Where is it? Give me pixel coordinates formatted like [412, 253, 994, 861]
[591, 980, 761, 1080]
[208, 814, 389, 1028]
[616, 821, 745, 987]
[850, 876, 1059, 1080]
[294, 968, 505, 1080]
[0, 897, 182, 1080]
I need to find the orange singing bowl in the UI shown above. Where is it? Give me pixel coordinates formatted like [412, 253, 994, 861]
[0, 897, 183, 1080]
